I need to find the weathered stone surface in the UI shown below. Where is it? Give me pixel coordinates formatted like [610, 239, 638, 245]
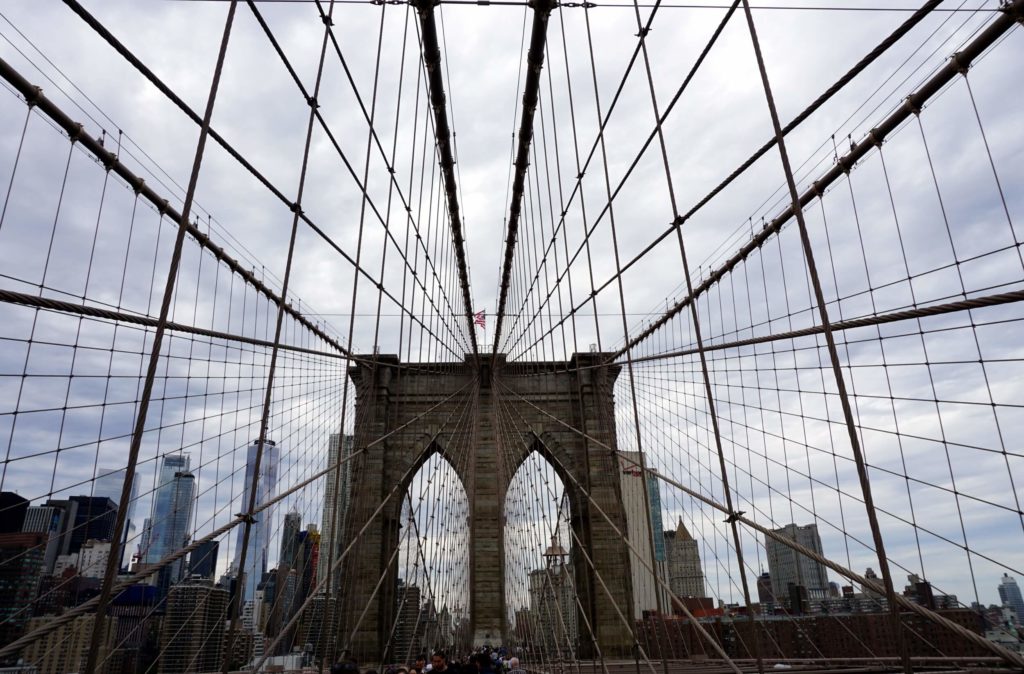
[337, 354, 635, 664]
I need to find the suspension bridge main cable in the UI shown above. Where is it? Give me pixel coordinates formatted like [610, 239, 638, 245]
[508, 0, 946, 359]
[491, 0, 555, 360]
[59, 0, 468, 362]
[246, 1, 472, 356]
[411, 0, 480, 357]
[608, 0, 1022, 364]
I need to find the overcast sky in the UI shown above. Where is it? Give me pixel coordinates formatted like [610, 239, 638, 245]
[0, 0, 1021, 622]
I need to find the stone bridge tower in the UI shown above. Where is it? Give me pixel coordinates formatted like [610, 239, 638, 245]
[335, 353, 635, 664]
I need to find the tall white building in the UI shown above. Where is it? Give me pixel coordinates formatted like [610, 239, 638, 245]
[664, 518, 706, 599]
[232, 440, 280, 603]
[528, 538, 577, 658]
[77, 539, 111, 579]
[94, 466, 139, 568]
[319, 434, 353, 589]
[618, 452, 666, 618]
[766, 523, 830, 602]
[999, 574, 1024, 625]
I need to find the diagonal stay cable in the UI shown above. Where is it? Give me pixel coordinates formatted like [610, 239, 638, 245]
[607, 0, 1022, 363]
[498, 378, 1024, 668]
[0, 56, 361, 362]
[59, 0, 464, 361]
[493, 385, 741, 673]
[80, 6, 237, 670]
[249, 380, 477, 672]
[508, 0, 946, 359]
[0, 378, 471, 660]
[220, 0, 345, 664]
[624, 287, 1024, 365]
[247, 1, 470, 355]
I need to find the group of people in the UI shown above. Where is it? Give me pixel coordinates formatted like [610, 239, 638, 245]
[333, 647, 526, 674]
[396, 647, 527, 674]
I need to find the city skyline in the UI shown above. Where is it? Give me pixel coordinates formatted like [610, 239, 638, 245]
[4, 467, 1019, 610]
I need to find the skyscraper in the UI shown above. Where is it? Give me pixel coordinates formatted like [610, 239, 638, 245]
[0, 532, 47, 645]
[94, 465, 140, 567]
[757, 571, 774, 604]
[528, 538, 577, 659]
[998, 574, 1024, 625]
[77, 539, 112, 579]
[232, 440, 280, 603]
[188, 540, 220, 579]
[141, 455, 195, 590]
[392, 580, 423, 664]
[22, 505, 68, 575]
[66, 495, 117, 554]
[319, 433, 353, 590]
[766, 523, 830, 602]
[94, 466, 139, 513]
[295, 525, 321, 609]
[618, 451, 665, 618]
[280, 510, 301, 569]
[159, 578, 229, 674]
[663, 517, 706, 599]
[0, 492, 28, 532]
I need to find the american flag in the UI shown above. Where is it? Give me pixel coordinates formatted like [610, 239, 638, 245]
[473, 310, 486, 328]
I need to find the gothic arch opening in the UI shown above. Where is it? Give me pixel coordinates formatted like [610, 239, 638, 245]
[504, 451, 577, 661]
[391, 450, 470, 663]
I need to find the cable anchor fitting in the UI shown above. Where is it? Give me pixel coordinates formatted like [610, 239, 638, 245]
[903, 95, 922, 117]
[1001, 0, 1024, 24]
[724, 510, 745, 524]
[950, 51, 971, 76]
[25, 85, 42, 108]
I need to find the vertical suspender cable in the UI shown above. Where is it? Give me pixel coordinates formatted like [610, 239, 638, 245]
[491, 0, 555, 361]
[83, 4, 239, 674]
[412, 0, 479, 359]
